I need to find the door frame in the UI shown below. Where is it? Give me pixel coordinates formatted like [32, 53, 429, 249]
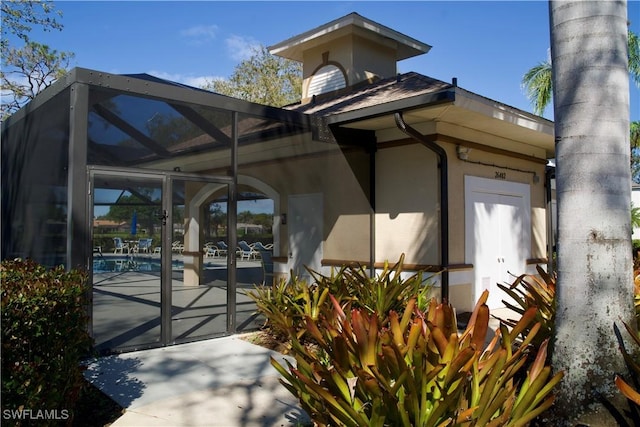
[464, 175, 531, 309]
[88, 166, 234, 352]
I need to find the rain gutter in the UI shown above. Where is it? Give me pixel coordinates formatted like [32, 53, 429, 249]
[394, 112, 449, 302]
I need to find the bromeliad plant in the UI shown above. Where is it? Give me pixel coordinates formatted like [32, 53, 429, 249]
[272, 290, 563, 426]
[496, 265, 557, 353]
[495, 264, 640, 415]
[615, 321, 640, 408]
[308, 255, 434, 321]
[247, 254, 434, 345]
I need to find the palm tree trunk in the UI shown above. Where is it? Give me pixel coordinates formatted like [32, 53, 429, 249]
[550, 0, 635, 425]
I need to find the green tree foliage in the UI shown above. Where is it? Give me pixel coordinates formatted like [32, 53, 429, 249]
[521, 59, 553, 117]
[238, 210, 255, 224]
[630, 28, 640, 88]
[202, 45, 302, 107]
[1, 0, 63, 47]
[1, 0, 74, 119]
[1, 42, 73, 117]
[207, 203, 226, 238]
[101, 193, 164, 236]
[632, 202, 640, 231]
[523, 30, 640, 183]
[632, 121, 640, 181]
[250, 212, 273, 230]
[522, 29, 640, 116]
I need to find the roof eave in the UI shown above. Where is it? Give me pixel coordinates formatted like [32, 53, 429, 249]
[324, 88, 456, 126]
[322, 86, 555, 158]
[268, 12, 431, 62]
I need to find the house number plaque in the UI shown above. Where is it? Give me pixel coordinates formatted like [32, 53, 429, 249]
[494, 171, 506, 180]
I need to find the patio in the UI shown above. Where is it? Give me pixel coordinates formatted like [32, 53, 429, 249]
[92, 253, 265, 353]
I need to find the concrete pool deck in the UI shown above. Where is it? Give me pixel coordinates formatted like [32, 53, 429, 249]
[92, 254, 265, 353]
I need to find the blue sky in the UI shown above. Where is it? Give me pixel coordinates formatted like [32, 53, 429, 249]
[26, 1, 639, 121]
[18, 0, 640, 216]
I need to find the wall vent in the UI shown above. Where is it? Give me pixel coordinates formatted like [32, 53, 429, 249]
[307, 65, 346, 97]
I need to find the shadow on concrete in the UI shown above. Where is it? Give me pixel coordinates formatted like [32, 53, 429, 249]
[83, 356, 146, 409]
[87, 337, 311, 426]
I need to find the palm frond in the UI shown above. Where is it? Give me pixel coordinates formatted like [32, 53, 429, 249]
[629, 30, 640, 88]
[521, 60, 553, 116]
[632, 202, 640, 230]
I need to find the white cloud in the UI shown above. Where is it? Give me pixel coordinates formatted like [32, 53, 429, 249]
[225, 34, 260, 62]
[146, 70, 223, 89]
[184, 75, 221, 88]
[180, 25, 219, 44]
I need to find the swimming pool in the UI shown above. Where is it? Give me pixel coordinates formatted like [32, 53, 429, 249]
[93, 256, 183, 273]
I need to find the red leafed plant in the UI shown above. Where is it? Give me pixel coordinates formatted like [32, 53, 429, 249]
[271, 288, 563, 426]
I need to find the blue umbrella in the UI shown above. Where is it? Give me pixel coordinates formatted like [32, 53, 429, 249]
[131, 211, 137, 235]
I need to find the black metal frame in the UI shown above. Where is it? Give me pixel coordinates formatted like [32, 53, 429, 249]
[2, 67, 314, 351]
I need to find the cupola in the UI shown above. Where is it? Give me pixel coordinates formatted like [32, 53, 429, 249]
[268, 12, 431, 104]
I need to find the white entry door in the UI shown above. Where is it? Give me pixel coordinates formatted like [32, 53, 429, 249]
[288, 193, 323, 282]
[465, 177, 531, 309]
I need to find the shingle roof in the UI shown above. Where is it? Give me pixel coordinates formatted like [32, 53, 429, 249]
[286, 72, 453, 116]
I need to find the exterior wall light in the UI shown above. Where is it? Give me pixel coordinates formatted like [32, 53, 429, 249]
[456, 145, 470, 160]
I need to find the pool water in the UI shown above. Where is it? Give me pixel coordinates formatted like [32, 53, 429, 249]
[93, 256, 183, 273]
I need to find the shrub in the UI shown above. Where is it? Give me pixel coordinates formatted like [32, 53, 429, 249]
[1, 259, 93, 425]
[247, 254, 434, 345]
[272, 290, 563, 426]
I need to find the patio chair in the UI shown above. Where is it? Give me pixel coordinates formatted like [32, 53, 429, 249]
[204, 243, 219, 258]
[253, 242, 270, 252]
[171, 241, 184, 253]
[136, 238, 153, 253]
[113, 237, 129, 254]
[216, 241, 229, 256]
[237, 241, 258, 260]
[258, 248, 274, 285]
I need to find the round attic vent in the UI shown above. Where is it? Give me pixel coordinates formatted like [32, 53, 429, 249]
[308, 65, 346, 97]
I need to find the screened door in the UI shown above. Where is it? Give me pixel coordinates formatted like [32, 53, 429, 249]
[90, 170, 166, 352]
[90, 169, 236, 353]
[169, 178, 230, 344]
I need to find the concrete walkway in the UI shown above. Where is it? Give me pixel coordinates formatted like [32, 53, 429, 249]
[83, 308, 520, 426]
[83, 336, 311, 427]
